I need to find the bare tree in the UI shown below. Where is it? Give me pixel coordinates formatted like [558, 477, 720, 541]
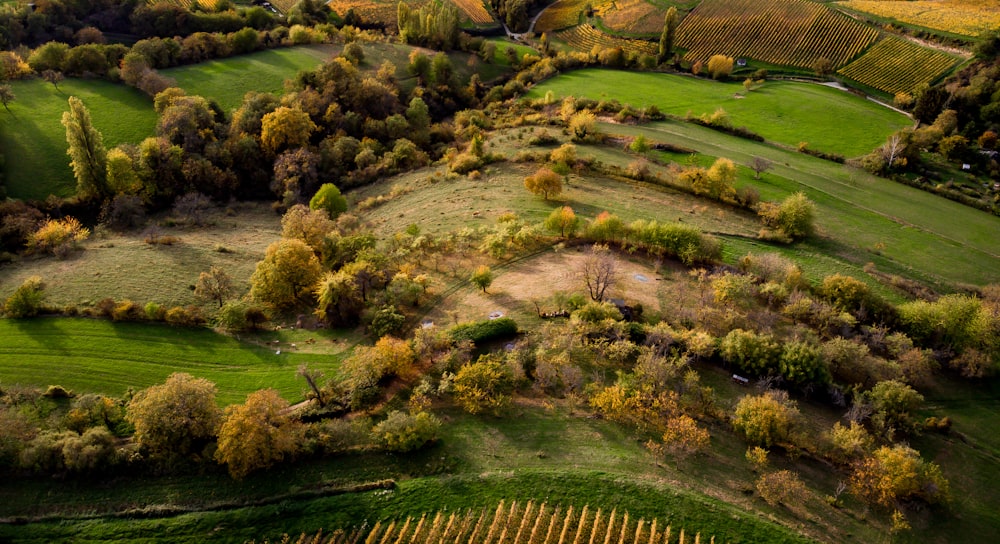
[298, 364, 327, 407]
[750, 157, 772, 179]
[173, 192, 213, 226]
[879, 133, 903, 168]
[194, 266, 234, 307]
[580, 244, 617, 302]
[41, 69, 64, 90]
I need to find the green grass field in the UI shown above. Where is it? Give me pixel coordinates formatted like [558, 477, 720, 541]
[598, 120, 1000, 289]
[0, 317, 347, 405]
[0, 78, 156, 201]
[162, 44, 339, 113]
[525, 69, 912, 158]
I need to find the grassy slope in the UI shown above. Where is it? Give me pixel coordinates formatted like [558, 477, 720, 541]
[0, 403, 826, 544]
[0, 203, 280, 309]
[354, 124, 1000, 290]
[600, 120, 1000, 288]
[162, 44, 339, 112]
[0, 79, 156, 201]
[525, 68, 912, 158]
[0, 317, 349, 405]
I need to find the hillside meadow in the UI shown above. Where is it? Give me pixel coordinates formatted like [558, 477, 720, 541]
[161, 44, 339, 112]
[0, 317, 350, 405]
[525, 68, 912, 158]
[0, 78, 156, 201]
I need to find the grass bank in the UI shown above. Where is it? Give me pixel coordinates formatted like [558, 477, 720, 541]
[526, 68, 912, 158]
[0, 78, 156, 201]
[0, 317, 349, 405]
[162, 44, 338, 112]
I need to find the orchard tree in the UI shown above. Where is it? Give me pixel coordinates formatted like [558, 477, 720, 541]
[453, 358, 516, 415]
[281, 204, 335, 253]
[732, 390, 798, 448]
[62, 96, 110, 200]
[314, 270, 363, 325]
[250, 239, 322, 310]
[524, 167, 562, 200]
[750, 156, 772, 179]
[850, 444, 949, 508]
[126, 373, 221, 462]
[658, 7, 678, 64]
[215, 389, 304, 479]
[756, 470, 808, 506]
[470, 265, 493, 293]
[372, 410, 441, 452]
[194, 266, 234, 308]
[544, 206, 579, 238]
[568, 110, 598, 142]
[657, 414, 710, 461]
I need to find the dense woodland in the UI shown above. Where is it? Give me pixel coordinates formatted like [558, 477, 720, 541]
[0, 0, 999, 542]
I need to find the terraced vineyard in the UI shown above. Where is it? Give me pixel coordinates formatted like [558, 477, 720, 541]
[290, 501, 709, 544]
[838, 36, 960, 94]
[675, 0, 878, 68]
[838, 0, 1000, 37]
[452, 0, 495, 24]
[556, 24, 659, 55]
[328, 0, 430, 26]
[535, 0, 590, 32]
[597, 0, 664, 35]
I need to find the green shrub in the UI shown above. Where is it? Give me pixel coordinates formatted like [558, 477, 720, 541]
[448, 317, 518, 344]
[720, 329, 781, 376]
[571, 301, 623, 323]
[3, 276, 45, 318]
[144, 301, 166, 321]
[371, 411, 441, 452]
[453, 358, 516, 415]
[369, 305, 406, 338]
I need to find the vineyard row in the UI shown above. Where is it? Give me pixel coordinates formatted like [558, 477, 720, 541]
[675, 0, 877, 69]
[556, 25, 659, 56]
[837, 36, 959, 95]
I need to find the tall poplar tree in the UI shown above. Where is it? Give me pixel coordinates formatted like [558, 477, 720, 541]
[658, 7, 679, 65]
[62, 96, 109, 200]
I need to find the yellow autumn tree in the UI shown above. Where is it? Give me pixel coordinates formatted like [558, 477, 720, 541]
[260, 106, 316, 155]
[524, 167, 563, 200]
[215, 389, 304, 479]
[249, 239, 322, 310]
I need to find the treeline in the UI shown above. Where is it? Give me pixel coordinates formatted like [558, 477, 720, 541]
[0, 0, 298, 50]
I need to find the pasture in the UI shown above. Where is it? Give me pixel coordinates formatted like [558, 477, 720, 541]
[601, 119, 1000, 288]
[162, 44, 339, 112]
[525, 68, 912, 157]
[0, 202, 281, 310]
[0, 78, 156, 201]
[352, 120, 1000, 291]
[0, 317, 349, 405]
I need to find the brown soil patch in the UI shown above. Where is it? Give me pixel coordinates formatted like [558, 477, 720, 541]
[424, 246, 682, 326]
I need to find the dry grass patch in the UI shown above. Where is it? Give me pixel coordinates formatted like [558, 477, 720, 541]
[0, 203, 282, 310]
[422, 247, 670, 326]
